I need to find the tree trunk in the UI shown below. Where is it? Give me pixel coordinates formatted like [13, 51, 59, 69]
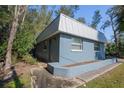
[20, 6, 27, 26]
[4, 6, 19, 70]
[110, 16, 118, 62]
[4, 5, 26, 70]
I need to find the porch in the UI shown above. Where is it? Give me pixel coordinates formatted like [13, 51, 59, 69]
[47, 58, 117, 78]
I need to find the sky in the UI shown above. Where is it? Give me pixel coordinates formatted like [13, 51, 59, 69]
[74, 5, 113, 41]
[53, 5, 113, 41]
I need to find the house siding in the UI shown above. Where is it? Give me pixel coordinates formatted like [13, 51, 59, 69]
[35, 34, 60, 62]
[35, 41, 49, 61]
[59, 33, 105, 65]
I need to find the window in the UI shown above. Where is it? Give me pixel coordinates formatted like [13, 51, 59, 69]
[71, 37, 83, 51]
[94, 42, 100, 51]
[43, 41, 47, 51]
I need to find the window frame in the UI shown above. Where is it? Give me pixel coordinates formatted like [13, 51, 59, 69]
[94, 42, 100, 51]
[71, 37, 83, 51]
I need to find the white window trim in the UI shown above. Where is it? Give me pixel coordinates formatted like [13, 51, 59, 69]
[71, 42, 83, 51]
[71, 49, 83, 52]
[71, 43, 82, 45]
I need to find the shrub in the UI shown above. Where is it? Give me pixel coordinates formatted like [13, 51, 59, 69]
[13, 23, 36, 58]
[13, 31, 35, 57]
[22, 54, 37, 65]
[0, 41, 7, 60]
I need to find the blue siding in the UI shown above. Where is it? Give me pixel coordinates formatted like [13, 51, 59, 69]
[36, 33, 105, 64]
[59, 33, 105, 65]
[100, 43, 105, 59]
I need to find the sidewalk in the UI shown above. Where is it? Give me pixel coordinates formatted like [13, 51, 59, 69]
[76, 63, 122, 83]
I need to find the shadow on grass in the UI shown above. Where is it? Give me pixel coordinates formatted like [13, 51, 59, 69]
[0, 66, 23, 88]
[11, 66, 23, 88]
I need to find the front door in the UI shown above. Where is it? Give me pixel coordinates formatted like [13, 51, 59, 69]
[95, 52, 99, 60]
[49, 37, 56, 62]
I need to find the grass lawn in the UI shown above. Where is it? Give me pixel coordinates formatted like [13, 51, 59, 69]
[79, 63, 124, 88]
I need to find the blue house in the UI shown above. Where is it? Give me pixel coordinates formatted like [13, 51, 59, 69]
[35, 14, 116, 77]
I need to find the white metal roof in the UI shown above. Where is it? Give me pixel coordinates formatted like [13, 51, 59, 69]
[37, 13, 107, 43]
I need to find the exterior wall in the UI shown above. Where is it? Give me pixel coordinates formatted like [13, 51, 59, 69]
[59, 33, 105, 65]
[35, 34, 60, 62]
[35, 33, 105, 64]
[35, 41, 49, 61]
[100, 43, 105, 59]
[49, 35, 60, 62]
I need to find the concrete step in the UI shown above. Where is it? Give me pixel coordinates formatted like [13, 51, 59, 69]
[47, 59, 117, 78]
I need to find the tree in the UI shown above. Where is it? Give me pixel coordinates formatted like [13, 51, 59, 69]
[34, 5, 54, 34]
[91, 10, 102, 29]
[4, 5, 27, 70]
[115, 6, 124, 33]
[115, 6, 124, 57]
[101, 6, 124, 58]
[13, 22, 36, 57]
[0, 6, 12, 60]
[55, 5, 79, 18]
[101, 8, 118, 59]
[106, 43, 116, 56]
[12, 5, 54, 58]
[77, 17, 86, 24]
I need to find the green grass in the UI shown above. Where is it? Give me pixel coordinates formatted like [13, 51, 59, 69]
[22, 54, 38, 65]
[1, 73, 31, 88]
[80, 63, 124, 88]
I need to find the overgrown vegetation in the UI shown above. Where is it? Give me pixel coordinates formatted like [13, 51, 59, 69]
[22, 54, 37, 65]
[0, 6, 12, 60]
[13, 24, 36, 57]
[105, 43, 116, 58]
[0, 5, 55, 64]
[101, 6, 124, 58]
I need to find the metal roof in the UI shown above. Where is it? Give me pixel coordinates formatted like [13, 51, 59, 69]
[37, 13, 107, 43]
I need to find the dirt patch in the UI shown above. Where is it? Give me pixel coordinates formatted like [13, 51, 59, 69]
[0, 61, 47, 88]
[14, 62, 36, 75]
[14, 62, 47, 76]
